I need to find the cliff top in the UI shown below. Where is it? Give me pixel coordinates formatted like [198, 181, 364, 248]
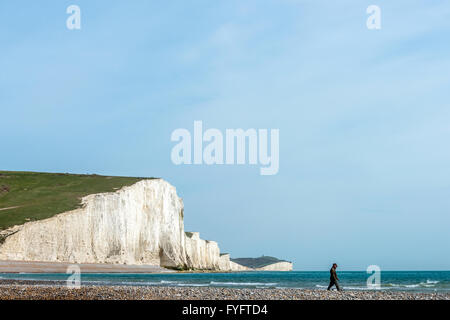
[0, 171, 151, 230]
[231, 256, 291, 269]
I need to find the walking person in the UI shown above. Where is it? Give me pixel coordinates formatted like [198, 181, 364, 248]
[327, 263, 342, 291]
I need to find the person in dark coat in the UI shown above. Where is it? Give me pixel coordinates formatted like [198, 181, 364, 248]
[327, 263, 342, 291]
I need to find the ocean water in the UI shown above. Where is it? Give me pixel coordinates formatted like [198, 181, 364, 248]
[1, 271, 449, 292]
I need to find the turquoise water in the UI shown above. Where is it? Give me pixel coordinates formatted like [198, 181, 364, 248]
[1, 271, 449, 292]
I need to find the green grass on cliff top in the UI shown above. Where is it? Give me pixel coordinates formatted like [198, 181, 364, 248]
[0, 171, 146, 230]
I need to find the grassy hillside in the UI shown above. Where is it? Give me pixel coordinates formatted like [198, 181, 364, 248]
[231, 256, 290, 269]
[0, 171, 147, 230]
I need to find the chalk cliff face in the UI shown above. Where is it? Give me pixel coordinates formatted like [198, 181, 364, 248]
[185, 232, 220, 270]
[0, 179, 291, 271]
[255, 262, 293, 271]
[0, 180, 189, 267]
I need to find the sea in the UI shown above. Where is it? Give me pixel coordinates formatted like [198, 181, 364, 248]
[1, 271, 449, 292]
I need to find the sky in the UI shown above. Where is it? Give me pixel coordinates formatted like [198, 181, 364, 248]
[1, 0, 450, 270]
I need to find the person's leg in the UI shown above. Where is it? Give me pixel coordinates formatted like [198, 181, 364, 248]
[335, 280, 342, 291]
[327, 281, 334, 290]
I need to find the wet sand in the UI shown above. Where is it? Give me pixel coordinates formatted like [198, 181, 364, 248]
[0, 260, 174, 273]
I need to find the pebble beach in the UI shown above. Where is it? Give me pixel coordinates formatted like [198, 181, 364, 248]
[0, 279, 448, 300]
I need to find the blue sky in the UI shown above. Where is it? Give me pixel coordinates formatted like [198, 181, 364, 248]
[1, 0, 450, 270]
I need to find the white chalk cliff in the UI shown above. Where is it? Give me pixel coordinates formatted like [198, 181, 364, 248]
[0, 179, 290, 271]
[254, 262, 293, 271]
